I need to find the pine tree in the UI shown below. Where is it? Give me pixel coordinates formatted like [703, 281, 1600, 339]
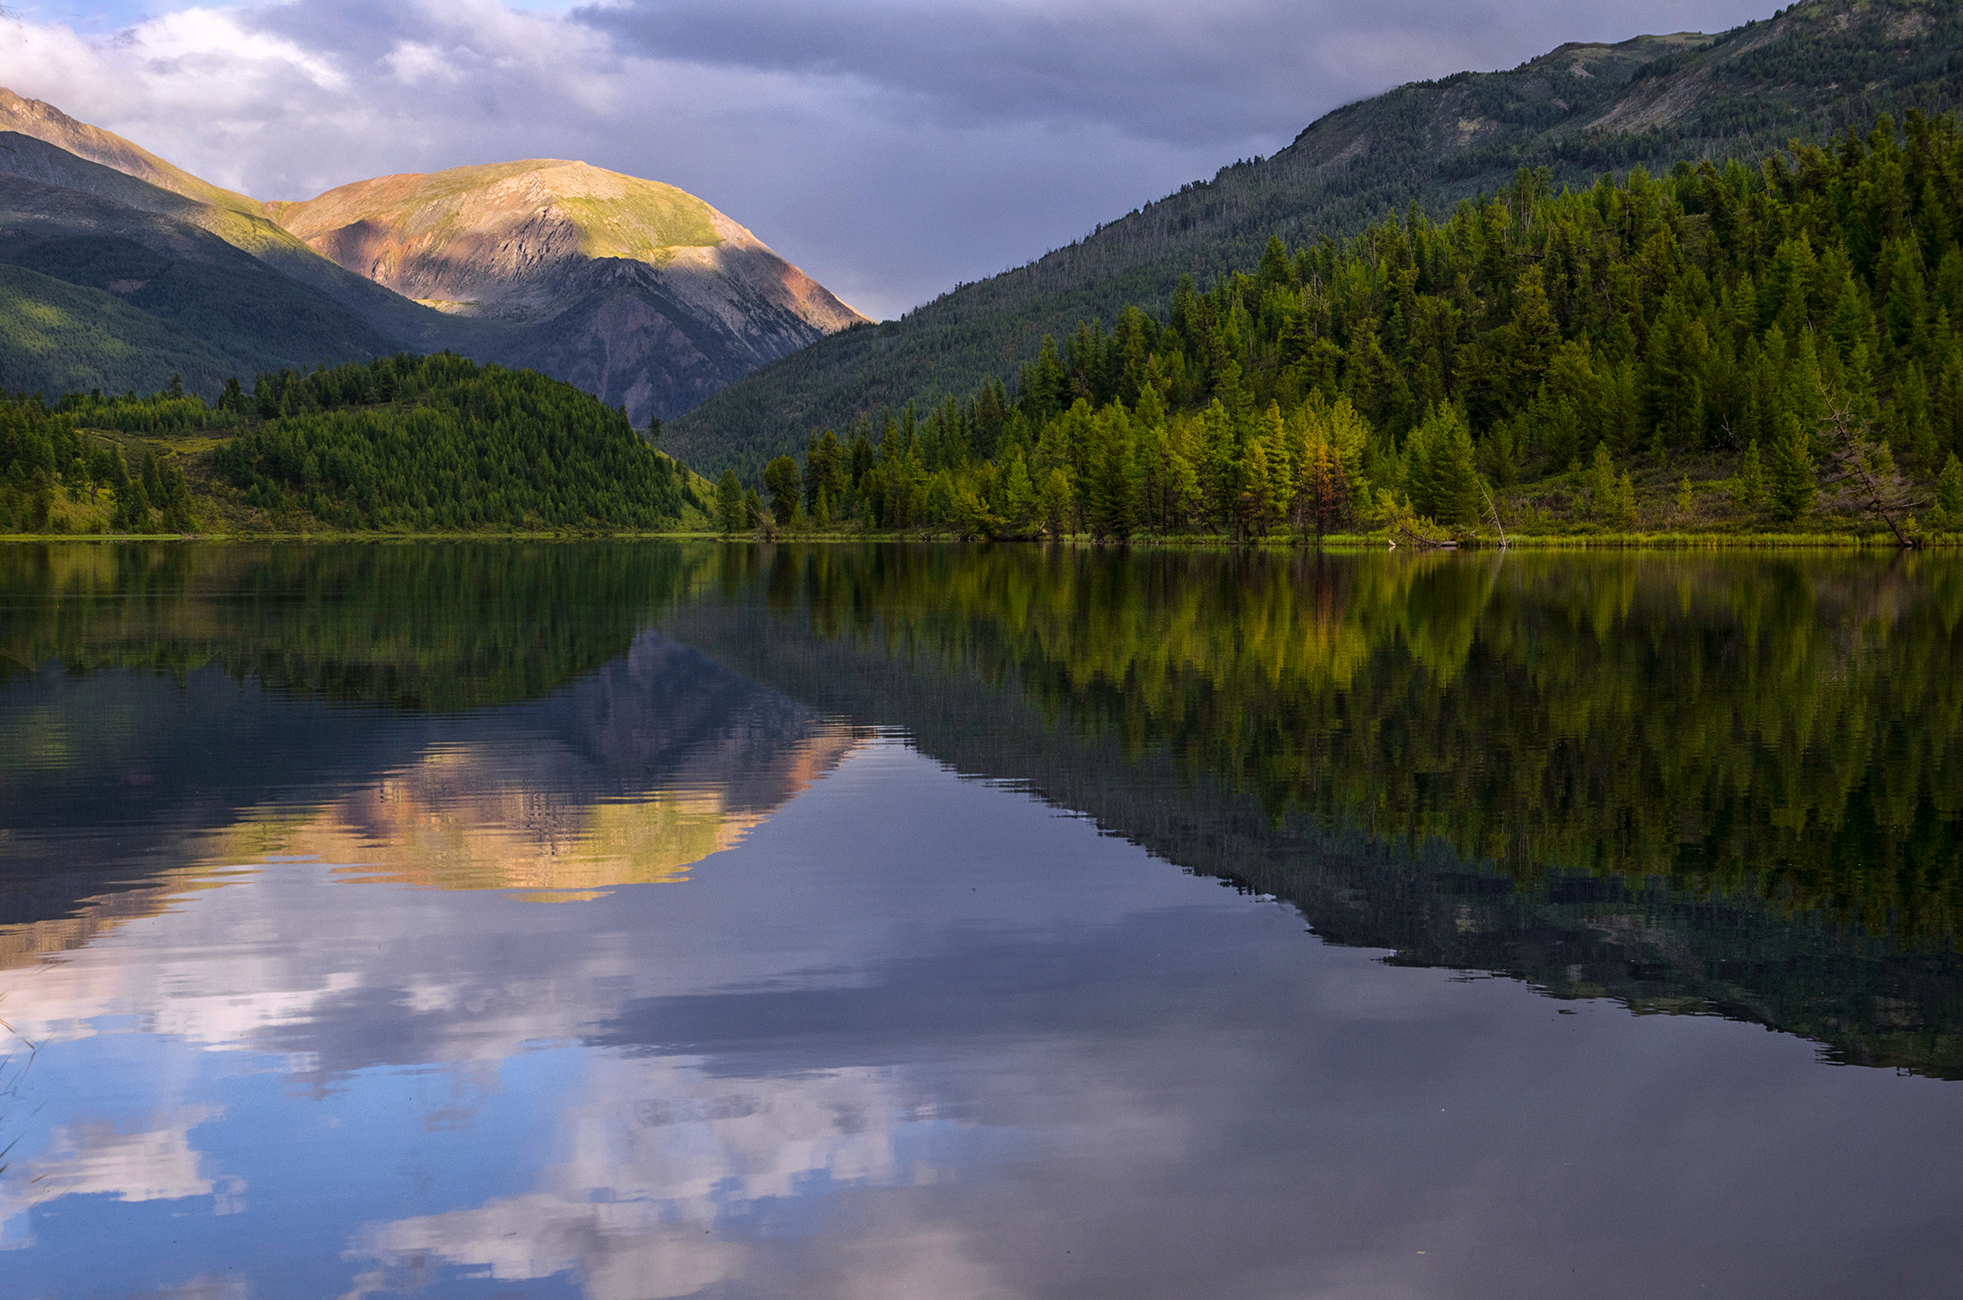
[1039, 468, 1073, 537]
[1585, 443, 1619, 521]
[1303, 438, 1352, 539]
[1733, 441, 1766, 513]
[763, 455, 801, 526]
[1931, 453, 1963, 531]
[1766, 414, 1817, 522]
[715, 470, 744, 535]
[997, 448, 1036, 536]
[1612, 471, 1638, 528]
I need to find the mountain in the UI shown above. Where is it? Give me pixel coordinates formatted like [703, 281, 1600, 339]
[270, 160, 866, 422]
[665, 0, 1963, 476]
[0, 262, 245, 397]
[0, 90, 484, 354]
[0, 134, 415, 392]
[0, 89, 865, 421]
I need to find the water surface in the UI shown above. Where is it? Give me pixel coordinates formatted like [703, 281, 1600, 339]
[1, 542, 1960, 1299]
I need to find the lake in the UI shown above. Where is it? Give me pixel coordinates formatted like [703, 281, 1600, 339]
[1, 541, 1960, 1300]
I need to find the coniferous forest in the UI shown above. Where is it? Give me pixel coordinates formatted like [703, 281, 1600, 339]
[668, 0, 1963, 477]
[0, 354, 697, 534]
[756, 113, 1963, 543]
[9, 116, 1963, 542]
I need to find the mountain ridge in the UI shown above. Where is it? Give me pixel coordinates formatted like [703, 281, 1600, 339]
[0, 90, 864, 420]
[0, 90, 484, 353]
[0, 134, 413, 393]
[665, 0, 1963, 476]
[268, 156, 867, 418]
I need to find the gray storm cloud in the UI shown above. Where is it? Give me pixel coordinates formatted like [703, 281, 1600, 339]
[572, 0, 1778, 141]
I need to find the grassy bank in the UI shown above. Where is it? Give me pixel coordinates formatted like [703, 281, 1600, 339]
[14, 526, 1955, 549]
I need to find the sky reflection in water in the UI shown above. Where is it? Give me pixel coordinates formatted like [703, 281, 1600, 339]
[1, 542, 1961, 1300]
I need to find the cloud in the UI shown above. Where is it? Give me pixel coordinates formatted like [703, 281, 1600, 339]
[343, 1056, 930, 1300]
[0, 1, 1781, 317]
[0, 1106, 239, 1249]
[574, 0, 1780, 142]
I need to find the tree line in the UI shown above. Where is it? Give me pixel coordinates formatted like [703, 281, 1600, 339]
[669, 1, 1963, 478]
[4, 354, 699, 534]
[212, 355, 691, 532]
[744, 111, 1963, 541]
[0, 391, 195, 533]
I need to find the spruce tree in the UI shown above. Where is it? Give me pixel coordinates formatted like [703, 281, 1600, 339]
[763, 455, 801, 526]
[1931, 454, 1963, 531]
[1087, 427, 1134, 541]
[1304, 439, 1351, 539]
[1766, 414, 1817, 522]
[997, 448, 1036, 535]
[1733, 441, 1766, 513]
[1404, 405, 1481, 526]
[114, 478, 151, 532]
[1586, 443, 1619, 521]
[158, 459, 197, 533]
[715, 470, 744, 535]
[1039, 469, 1073, 537]
[1613, 471, 1638, 528]
[1238, 437, 1273, 539]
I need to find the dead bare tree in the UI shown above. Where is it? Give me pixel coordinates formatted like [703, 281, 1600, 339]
[1479, 480, 1508, 549]
[1818, 390, 1915, 548]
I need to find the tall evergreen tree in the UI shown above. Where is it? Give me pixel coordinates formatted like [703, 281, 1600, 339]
[764, 455, 801, 526]
[1766, 414, 1818, 522]
[716, 470, 745, 535]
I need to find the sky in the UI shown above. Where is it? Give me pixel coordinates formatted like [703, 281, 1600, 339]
[2, 0, 1780, 319]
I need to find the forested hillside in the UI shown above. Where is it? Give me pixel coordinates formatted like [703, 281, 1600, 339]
[0, 263, 248, 398]
[0, 136, 413, 395]
[670, 0, 1963, 477]
[0, 354, 698, 534]
[755, 112, 1963, 541]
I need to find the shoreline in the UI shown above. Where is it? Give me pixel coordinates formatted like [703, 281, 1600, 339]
[3, 529, 1959, 549]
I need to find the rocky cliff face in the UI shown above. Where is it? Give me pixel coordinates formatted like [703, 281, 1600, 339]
[270, 159, 867, 423]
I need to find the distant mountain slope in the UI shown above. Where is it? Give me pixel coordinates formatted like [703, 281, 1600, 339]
[0, 87, 263, 218]
[667, 0, 1963, 476]
[0, 262, 243, 396]
[0, 139, 410, 385]
[0, 90, 867, 421]
[270, 160, 867, 422]
[0, 92, 490, 353]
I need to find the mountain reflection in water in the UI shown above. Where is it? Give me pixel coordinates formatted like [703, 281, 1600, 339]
[0, 540, 1959, 1300]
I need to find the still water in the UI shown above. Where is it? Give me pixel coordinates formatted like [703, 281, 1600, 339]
[1, 542, 1960, 1299]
